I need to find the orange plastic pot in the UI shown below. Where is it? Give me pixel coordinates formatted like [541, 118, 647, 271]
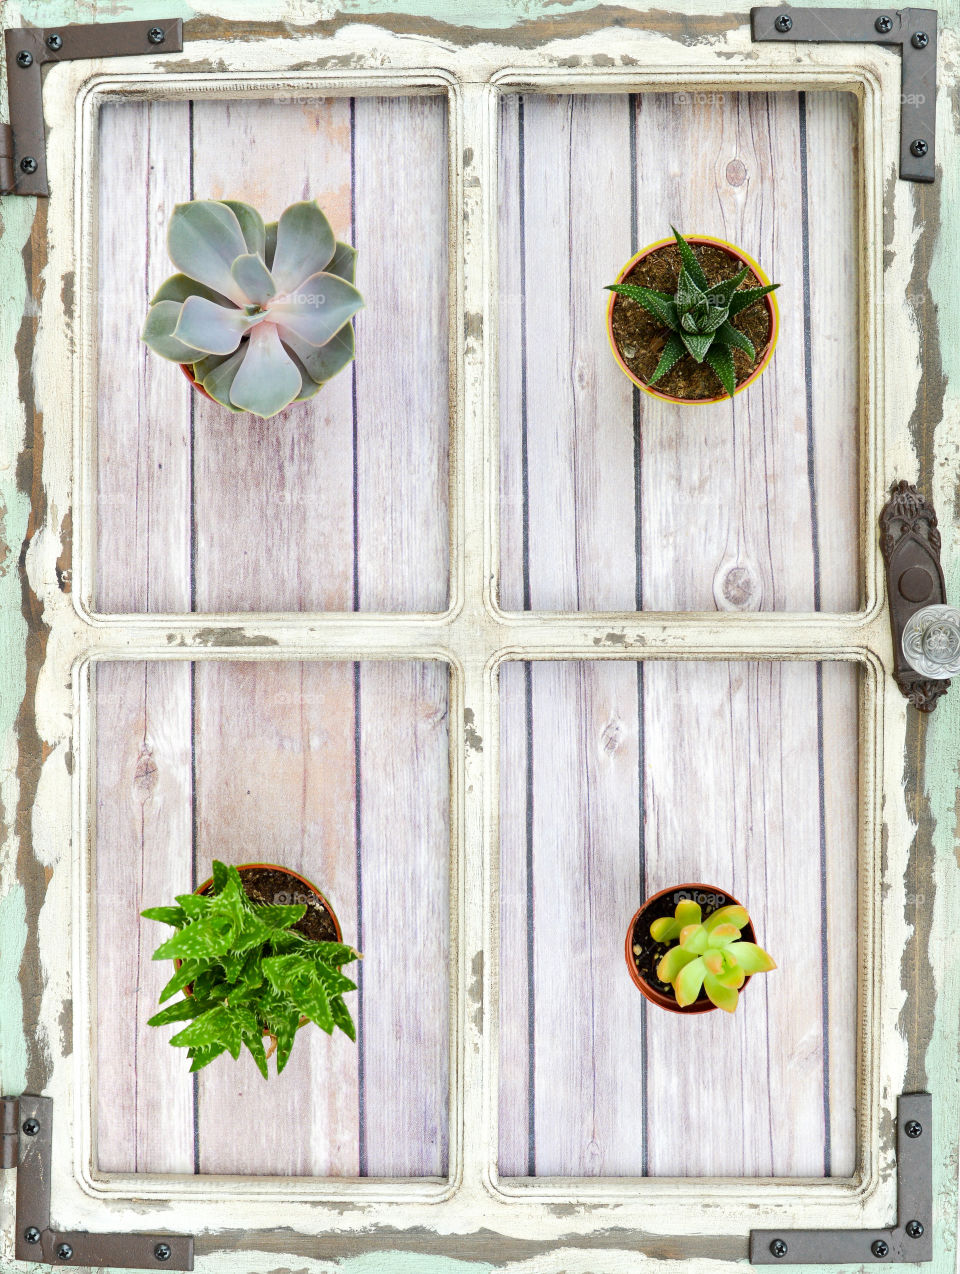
[625, 882, 756, 1014]
[606, 235, 779, 405]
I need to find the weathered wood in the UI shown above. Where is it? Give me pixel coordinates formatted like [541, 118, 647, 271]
[499, 659, 858, 1177]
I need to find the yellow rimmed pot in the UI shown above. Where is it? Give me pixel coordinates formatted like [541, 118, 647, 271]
[607, 234, 779, 405]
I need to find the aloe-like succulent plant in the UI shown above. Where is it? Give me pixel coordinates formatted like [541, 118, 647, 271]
[142, 861, 360, 1077]
[142, 199, 363, 417]
[652, 898, 775, 1013]
[606, 227, 779, 398]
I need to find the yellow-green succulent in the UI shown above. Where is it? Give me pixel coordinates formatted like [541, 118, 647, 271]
[651, 898, 775, 1013]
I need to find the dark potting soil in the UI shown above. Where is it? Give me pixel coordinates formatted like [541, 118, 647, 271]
[610, 241, 773, 401]
[233, 867, 338, 943]
[630, 886, 750, 1005]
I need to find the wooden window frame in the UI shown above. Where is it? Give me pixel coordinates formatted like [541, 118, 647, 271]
[18, 15, 928, 1260]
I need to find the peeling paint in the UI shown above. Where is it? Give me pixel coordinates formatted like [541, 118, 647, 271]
[464, 706, 483, 752]
[192, 627, 280, 647]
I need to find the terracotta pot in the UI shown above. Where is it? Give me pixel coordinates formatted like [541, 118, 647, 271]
[606, 235, 780, 405]
[179, 361, 216, 403]
[625, 882, 757, 1014]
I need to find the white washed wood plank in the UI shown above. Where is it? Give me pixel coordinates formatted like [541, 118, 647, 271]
[191, 98, 356, 613]
[193, 660, 361, 1176]
[357, 661, 450, 1176]
[95, 661, 194, 1173]
[95, 102, 192, 613]
[353, 96, 449, 613]
[499, 94, 636, 612]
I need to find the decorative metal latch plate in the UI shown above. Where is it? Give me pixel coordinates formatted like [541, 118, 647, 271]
[1, 1095, 194, 1269]
[751, 1093, 932, 1264]
[1, 18, 183, 196]
[880, 481, 952, 711]
[752, 6, 937, 182]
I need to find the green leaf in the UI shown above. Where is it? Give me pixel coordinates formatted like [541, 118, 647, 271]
[329, 996, 357, 1042]
[270, 200, 337, 294]
[252, 904, 307, 931]
[280, 323, 356, 388]
[217, 200, 266, 259]
[706, 923, 741, 948]
[188, 1044, 227, 1072]
[670, 227, 709, 291]
[171, 1005, 243, 1056]
[606, 283, 679, 332]
[200, 348, 246, 411]
[141, 905, 188, 928]
[166, 200, 249, 305]
[678, 924, 708, 955]
[657, 946, 697, 984]
[675, 957, 707, 1007]
[715, 322, 755, 361]
[173, 295, 252, 356]
[147, 998, 203, 1028]
[704, 905, 749, 933]
[211, 861, 230, 894]
[158, 959, 205, 1003]
[727, 941, 777, 973]
[151, 273, 232, 308]
[153, 915, 235, 962]
[648, 333, 687, 385]
[727, 282, 779, 317]
[175, 893, 212, 919]
[705, 344, 737, 397]
[679, 330, 714, 363]
[676, 266, 706, 314]
[141, 300, 208, 364]
[326, 241, 358, 284]
[231, 253, 276, 306]
[705, 265, 750, 306]
[703, 974, 739, 1013]
[285, 969, 335, 1034]
[262, 1000, 301, 1074]
[313, 962, 358, 998]
[243, 1029, 269, 1080]
[649, 916, 680, 943]
[309, 942, 360, 968]
[228, 324, 302, 417]
[270, 271, 364, 349]
[675, 900, 702, 928]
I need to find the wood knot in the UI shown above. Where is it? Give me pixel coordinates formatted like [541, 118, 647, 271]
[714, 562, 761, 611]
[725, 158, 747, 187]
[599, 718, 624, 755]
[133, 747, 159, 798]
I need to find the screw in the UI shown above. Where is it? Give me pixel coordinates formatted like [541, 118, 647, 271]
[22, 1117, 39, 1135]
[24, 1228, 41, 1244]
[906, 1220, 925, 1238]
[20, 156, 38, 174]
[875, 14, 893, 32]
[154, 1244, 172, 1262]
[16, 50, 33, 67]
[45, 33, 62, 50]
[905, 1118, 923, 1137]
[769, 1239, 788, 1258]
[912, 30, 929, 47]
[871, 1239, 889, 1258]
[910, 139, 929, 157]
[774, 14, 793, 31]
[147, 26, 166, 44]
[57, 1244, 74, 1261]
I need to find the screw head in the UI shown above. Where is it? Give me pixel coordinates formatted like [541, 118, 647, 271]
[45, 33, 62, 50]
[774, 14, 793, 31]
[24, 1227, 41, 1244]
[910, 138, 929, 158]
[912, 30, 929, 47]
[906, 1220, 925, 1238]
[19, 156, 38, 174]
[875, 14, 893, 32]
[147, 26, 166, 44]
[769, 1239, 788, 1258]
[22, 1117, 40, 1135]
[57, 1244, 74, 1261]
[154, 1244, 172, 1262]
[905, 1118, 924, 1137]
[16, 50, 33, 67]
[871, 1239, 889, 1258]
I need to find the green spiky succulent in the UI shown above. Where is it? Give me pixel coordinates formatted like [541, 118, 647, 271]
[606, 227, 779, 398]
[142, 199, 363, 418]
[652, 898, 776, 1013]
[142, 861, 360, 1077]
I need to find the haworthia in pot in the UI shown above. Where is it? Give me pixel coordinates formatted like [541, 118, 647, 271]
[141, 199, 363, 417]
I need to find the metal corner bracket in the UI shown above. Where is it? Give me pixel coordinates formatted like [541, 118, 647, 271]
[1, 1095, 194, 1269]
[1, 17, 183, 196]
[751, 1093, 933, 1264]
[751, 6, 937, 182]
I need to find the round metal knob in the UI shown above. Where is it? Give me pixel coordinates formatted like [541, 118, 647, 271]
[46, 34, 62, 50]
[22, 1117, 40, 1135]
[906, 1219, 925, 1238]
[875, 14, 893, 32]
[911, 139, 929, 158]
[57, 1244, 74, 1261]
[871, 1239, 889, 1258]
[774, 13, 793, 31]
[769, 1239, 788, 1258]
[154, 1244, 172, 1262]
[912, 30, 929, 48]
[147, 27, 166, 44]
[902, 605, 960, 678]
[905, 1119, 923, 1138]
[24, 1227, 41, 1244]
[16, 50, 33, 67]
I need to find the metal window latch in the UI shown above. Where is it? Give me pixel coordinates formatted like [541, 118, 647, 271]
[1, 18, 183, 196]
[0, 1095, 193, 1269]
[751, 1093, 932, 1264]
[881, 481, 955, 711]
[751, 7, 938, 182]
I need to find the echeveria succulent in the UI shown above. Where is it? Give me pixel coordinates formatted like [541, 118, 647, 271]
[652, 898, 775, 1013]
[606, 226, 779, 398]
[142, 860, 360, 1077]
[142, 199, 363, 417]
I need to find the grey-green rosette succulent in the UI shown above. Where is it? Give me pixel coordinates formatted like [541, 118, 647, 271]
[142, 198, 363, 418]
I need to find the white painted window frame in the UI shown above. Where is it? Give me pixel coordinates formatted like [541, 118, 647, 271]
[23, 16, 921, 1253]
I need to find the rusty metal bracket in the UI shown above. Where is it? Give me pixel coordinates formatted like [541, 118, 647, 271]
[751, 1093, 932, 1264]
[1, 18, 182, 196]
[751, 6, 938, 182]
[880, 481, 951, 711]
[0, 1095, 193, 1269]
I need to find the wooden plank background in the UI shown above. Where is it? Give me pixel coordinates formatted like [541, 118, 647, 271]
[499, 91, 859, 613]
[96, 95, 449, 615]
[96, 658, 451, 1177]
[498, 658, 859, 1178]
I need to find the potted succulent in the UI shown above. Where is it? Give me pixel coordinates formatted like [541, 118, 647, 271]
[141, 199, 363, 417]
[142, 860, 360, 1076]
[625, 884, 775, 1014]
[606, 227, 780, 403]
